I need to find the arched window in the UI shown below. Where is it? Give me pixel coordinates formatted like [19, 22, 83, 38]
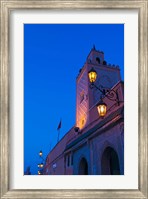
[96, 57, 100, 64]
[101, 147, 120, 175]
[103, 60, 107, 65]
[78, 157, 88, 175]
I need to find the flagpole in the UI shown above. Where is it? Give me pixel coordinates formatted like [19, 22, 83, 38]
[57, 119, 61, 143]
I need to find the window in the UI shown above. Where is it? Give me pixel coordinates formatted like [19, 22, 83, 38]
[79, 116, 86, 129]
[67, 155, 70, 167]
[96, 57, 100, 64]
[80, 90, 85, 103]
[71, 154, 73, 165]
[103, 60, 107, 65]
[81, 119, 84, 126]
[67, 154, 73, 167]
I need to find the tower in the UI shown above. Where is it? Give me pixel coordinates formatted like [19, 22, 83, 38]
[76, 46, 121, 130]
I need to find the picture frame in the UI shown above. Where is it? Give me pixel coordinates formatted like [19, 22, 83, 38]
[0, 0, 147, 198]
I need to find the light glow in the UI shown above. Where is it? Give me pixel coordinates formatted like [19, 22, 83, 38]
[97, 104, 107, 117]
[78, 116, 86, 129]
[88, 68, 97, 83]
[38, 171, 41, 175]
[40, 163, 43, 168]
[39, 150, 42, 157]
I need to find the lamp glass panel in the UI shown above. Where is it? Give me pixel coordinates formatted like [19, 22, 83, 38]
[97, 104, 107, 117]
[88, 71, 97, 83]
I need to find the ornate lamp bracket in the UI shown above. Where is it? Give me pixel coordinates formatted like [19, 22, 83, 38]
[90, 83, 120, 105]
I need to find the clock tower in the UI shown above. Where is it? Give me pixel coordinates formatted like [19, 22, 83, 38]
[76, 46, 121, 130]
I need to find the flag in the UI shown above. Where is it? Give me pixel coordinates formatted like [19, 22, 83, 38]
[57, 120, 61, 130]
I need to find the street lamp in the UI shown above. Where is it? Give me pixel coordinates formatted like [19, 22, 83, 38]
[88, 67, 119, 117]
[97, 99, 107, 118]
[38, 170, 41, 175]
[39, 150, 43, 157]
[88, 67, 97, 83]
[38, 163, 44, 168]
[38, 150, 45, 175]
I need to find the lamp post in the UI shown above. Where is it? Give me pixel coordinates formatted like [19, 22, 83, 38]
[38, 150, 45, 175]
[88, 67, 119, 117]
[39, 150, 43, 157]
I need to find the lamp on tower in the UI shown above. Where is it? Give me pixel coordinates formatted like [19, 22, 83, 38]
[88, 67, 97, 83]
[88, 67, 119, 117]
[97, 99, 107, 118]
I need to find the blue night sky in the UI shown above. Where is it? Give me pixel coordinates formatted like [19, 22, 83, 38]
[24, 24, 124, 175]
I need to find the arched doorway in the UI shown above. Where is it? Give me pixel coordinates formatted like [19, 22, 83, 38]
[101, 147, 120, 175]
[78, 157, 88, 175]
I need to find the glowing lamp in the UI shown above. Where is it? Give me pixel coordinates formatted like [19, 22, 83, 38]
[40, 163, 44, 168]
[38, 171, 41, 175]
[88, 67, 97, 83]
[97, 100, 107, 117]
[39, 150, 42, 157]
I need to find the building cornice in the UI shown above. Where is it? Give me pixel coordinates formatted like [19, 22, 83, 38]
[65, 105, 124, 152]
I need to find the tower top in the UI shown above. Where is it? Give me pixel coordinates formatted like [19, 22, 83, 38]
[87, 46, 104, 65]
[93, 44, 96, 50]
[77, 46, 120, 79]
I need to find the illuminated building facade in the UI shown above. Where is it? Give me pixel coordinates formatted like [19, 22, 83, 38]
[43, 46, 124, 175]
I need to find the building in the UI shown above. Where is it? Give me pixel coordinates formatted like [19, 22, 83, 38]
[43, 46, 124, 175]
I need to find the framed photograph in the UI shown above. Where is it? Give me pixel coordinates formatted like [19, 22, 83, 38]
[0, 0, 147, 198]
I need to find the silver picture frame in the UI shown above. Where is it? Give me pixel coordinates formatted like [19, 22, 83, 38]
[0, 0, 147, 198]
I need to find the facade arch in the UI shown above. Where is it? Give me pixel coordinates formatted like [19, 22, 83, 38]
[101, 146, 120, 175]
[96, 141, 115, 174]
[78, 156, 88, 175]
